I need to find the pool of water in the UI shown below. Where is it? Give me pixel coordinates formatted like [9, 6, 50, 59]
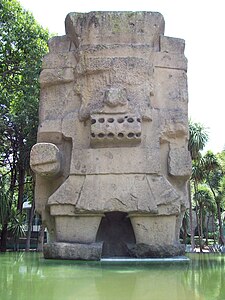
[1, 252, 225, 300]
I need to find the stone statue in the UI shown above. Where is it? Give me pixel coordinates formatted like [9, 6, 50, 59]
[30, 11, 192, 260]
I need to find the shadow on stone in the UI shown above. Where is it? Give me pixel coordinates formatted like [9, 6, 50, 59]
[96, 211, 136, 257]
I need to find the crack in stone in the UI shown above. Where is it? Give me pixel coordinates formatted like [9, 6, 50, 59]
[75, 177, 86, 206]
[130, 193, 137, 199]
[112, 198, 127, 207]
[137, 223, 148, 231]
[145, 175, 158, 211]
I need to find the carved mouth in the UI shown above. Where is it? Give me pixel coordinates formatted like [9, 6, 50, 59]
[90, 114, 142, 147]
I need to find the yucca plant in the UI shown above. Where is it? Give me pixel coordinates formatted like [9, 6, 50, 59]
[8, 208, 26, 251]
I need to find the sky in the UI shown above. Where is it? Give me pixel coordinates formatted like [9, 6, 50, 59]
[18, 0, 225, 153]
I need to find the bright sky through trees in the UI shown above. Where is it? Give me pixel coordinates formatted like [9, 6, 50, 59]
[18, 0, 225, 153]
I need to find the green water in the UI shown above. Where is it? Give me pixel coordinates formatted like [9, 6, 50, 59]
[0, 253, 225, 300]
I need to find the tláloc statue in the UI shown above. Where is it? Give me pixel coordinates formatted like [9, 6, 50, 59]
[30, 11, 192, 260]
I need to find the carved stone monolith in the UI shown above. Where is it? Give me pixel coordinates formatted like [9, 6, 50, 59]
[30, 11, 191, 260]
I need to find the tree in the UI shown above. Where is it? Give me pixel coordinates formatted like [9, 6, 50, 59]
[0, 0, 49, 251]
[188, 120, 209, 250]
[0, 175, 12, 251]
[193, 185, 213, 251]
[188, 121, 209, 160]
[202, 152, 225, 245]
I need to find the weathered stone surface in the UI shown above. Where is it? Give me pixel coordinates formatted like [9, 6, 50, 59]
[30, 143, 61, 177]
[39, 68, 74, 87]
[65, 11, 165, 47]
[54, 215, 103, 243]
[130, 215, 177, 245]
[160, 35, 185, 54]
[43, 242, 103, 260]
[31, 11, 191, 259]
[168, 145, 192, 177]
[42, 52, 77, 69]
[48, 174, 180, 215]
[154, 52, 187, 70]
[48, 35, 75, 53]
[70, 148, 161, 174]
[127, 243, 185, 258]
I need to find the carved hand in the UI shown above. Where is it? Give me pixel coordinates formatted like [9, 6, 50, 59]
[30, 143, 61, 177]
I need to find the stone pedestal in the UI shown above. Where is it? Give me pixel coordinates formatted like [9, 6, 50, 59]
[53, 214, 103, 243]
[129, 215, 176, 245]
[43, 242, 103, 260]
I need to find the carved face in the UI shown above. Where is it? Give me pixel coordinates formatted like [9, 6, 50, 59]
[75, 54, 154, 122]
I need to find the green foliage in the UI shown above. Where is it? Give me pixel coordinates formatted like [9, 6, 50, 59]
[188, 121, 209, 159]
[0, 0, 49, 162]
[0, 0, 49, 177]
[0, 0, 49, 99]
[188, 121, 225, 248]
[0, 176, 12, 230]
[8, 209, 26, 238]
[0, 0, 50, 249]
[188, 120, 209, 160]
[193, 185, 214, 209]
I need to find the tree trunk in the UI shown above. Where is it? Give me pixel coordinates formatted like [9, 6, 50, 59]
[182, 215, 187, 246]
[17, 133, 26, 212]
[37, 224, 45, 252]
[188, 181, 195, 251]
[205, 215, 210, 246]
[195, 203, 202, 251]
[25, 200, 35, 252]
[17, 167, 25, 212]
[216, 201, 225, 245]
[207, 177, 225, 246]
[199, 205, 204, 252]
[0, 223, 8, 252]
[212, 215, 216, 243]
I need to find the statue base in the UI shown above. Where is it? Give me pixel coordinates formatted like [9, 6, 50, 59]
[127, 243, 185, 258]
[43, 241, 185, 260]
[43, 242, 103, 260]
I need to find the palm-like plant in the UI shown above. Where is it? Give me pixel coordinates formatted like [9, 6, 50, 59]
[193, 186, 214, 251]
[8, 209, 26, 251]
[188, 120, 209, 250]
[0, 176, 26, 251]
[202, 152, 225, 245]
[188, 121, 209, 160]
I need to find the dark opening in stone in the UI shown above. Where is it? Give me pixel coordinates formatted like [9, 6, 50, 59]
[128, 132, 134, 138]
[118, 133, 124, 138]
[127, 117, 134, 123]
[96, 211, 136, 257]
[117, 118, 124, 123]
[98, 118, 105, 123]
[108, 132, 114, 138]
[107, 118, 114, 123]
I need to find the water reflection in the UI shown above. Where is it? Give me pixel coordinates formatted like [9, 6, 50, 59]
[1, 253, 225, 300]
[185, 253, 225, 300]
